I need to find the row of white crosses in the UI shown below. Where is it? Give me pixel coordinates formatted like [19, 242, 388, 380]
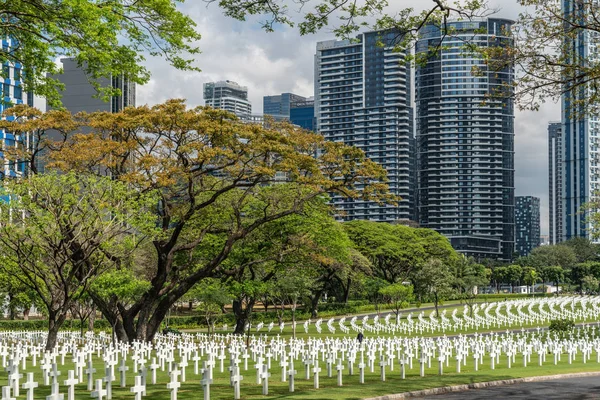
[249, 296, 600, 337]
[3, 322, 600, 400]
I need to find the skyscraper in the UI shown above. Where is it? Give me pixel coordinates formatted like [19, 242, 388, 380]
[203, 80, 251, 119]
[50, 58, 135, 115]
[290, 99, 316, 131]
[1, 37, 34, 184]
[548, 122, 564, 244]
[416, 18, 515, 260]
[264, 93, 306, 118]
[562, 0, 600, 241]
[315, 29, 416, 222]
[515, 196, 541, 256]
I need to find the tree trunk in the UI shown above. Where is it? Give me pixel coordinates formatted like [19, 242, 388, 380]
[22, 308, 30, 321]
[434, 293, 439, 318]
[310, 288, 325, 319]
[88, 307, 95, 331]
[232, 298, 255, 335]
[46, 312, 67, 351]
[343, 278, 351, 303]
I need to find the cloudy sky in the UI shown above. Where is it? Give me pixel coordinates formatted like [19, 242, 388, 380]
[137, 0, 556, 235]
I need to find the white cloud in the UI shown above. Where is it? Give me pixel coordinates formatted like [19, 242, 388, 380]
[137, 0, 554, 234]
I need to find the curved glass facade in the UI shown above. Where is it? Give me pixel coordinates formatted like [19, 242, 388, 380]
[416, 19, 515, 260]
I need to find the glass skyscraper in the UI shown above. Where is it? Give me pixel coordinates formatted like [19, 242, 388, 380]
[1, 37, 34, 185]
[290, 99, 316, 131]
[416, 18, 515, 260]
[515, 196, 541, 257]
[264, 93, 306, 118]
[315, 29, 416, 222]
[562, 0, 600, 241]
[548, 122, 564, 244]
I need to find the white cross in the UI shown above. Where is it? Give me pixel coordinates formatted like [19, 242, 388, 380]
[130, 376, 145, 400]
[200, 366, 213, 400]
[166, 368, 181, 400]
[1, 386, 15, 400]
[85, 360, 96, 391]
[91, 379, 107, 400]
[118, 359, 129, 388]
[231, 365, 243, 400]
[49, 363, 61, 385]
[63, 370, 78, 400]
[45, 382, 63, 400]
[149, 359, 159, 385]
[22, 372, 38, 400]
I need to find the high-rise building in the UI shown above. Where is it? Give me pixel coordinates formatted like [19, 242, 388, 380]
[264, 93, 306, 118]
[515, 196, 541, 256]
[416, 18, 515, 260]
[562, 0, 600, 241]
[204, 80, 251, 119]
[315, 29, 416, 222]
[50, 58, 135, 115]
[1, 37, 35, 185]
[290, 99, 316, 131]
[548, 122, 564, 244]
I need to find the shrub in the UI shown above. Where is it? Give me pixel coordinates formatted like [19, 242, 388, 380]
[549, 318, 575, 335]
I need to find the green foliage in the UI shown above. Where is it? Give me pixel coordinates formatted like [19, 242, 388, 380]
[91, 270, 152, 306]
[344, 220, 458, 284]
[2, 0, 201, 105]
[0, 172, 159, 348]
[549, 319, 576, 337]
[379, 283, 413, 322]
[412, 258, 454, 317]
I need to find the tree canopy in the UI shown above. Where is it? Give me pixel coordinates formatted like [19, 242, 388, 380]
[1, 101, 393, 342]
[2, 0, 201, 105]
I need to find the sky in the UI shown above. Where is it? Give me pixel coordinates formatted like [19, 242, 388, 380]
[136, 0, 557, 235]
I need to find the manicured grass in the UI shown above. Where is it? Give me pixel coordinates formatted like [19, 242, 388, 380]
[2, 338, 600, 400]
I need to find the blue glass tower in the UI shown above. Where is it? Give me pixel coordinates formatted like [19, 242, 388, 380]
[315, 29, 416, 222]
[290, 99, 315, 131]
[264, 93, 306, 118]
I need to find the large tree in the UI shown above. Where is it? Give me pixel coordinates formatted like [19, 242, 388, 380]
[344, 220, 458, 284]
[0, 172, 158, 349]
[2, 0, 200, 105]
[2, 101, 392, 342]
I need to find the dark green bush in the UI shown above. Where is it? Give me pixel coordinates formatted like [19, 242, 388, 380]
[549, 318, 575, 335]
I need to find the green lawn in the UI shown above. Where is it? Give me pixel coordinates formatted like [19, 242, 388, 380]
[2, 341, 600, 399]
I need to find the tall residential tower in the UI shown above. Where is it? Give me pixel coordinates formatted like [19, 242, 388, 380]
[515, 196, 541, 256]
[548, 122, 564, 244]
[562, 0, 600, 240]
[416, 19, 515, 260]
[315, 29, 416, 222]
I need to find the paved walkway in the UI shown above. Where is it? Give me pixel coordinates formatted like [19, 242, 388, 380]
[421, 376, 600, 399]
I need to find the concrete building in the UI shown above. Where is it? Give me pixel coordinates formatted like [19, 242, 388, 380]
[263, 93, 306, 119]
[415, 18, 515, 260]
[548, 122, 564, 244]
[562, 0, 600, 241]
[315, 29, 416, 222]
[204, 80, 251, 119]
[50, 58, 135, 115]
[515, 196, 541, 256]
